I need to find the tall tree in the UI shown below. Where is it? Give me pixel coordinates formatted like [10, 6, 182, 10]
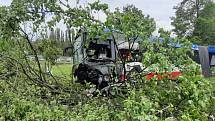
[106, 5, 156, 46]
[55, 28, 61, 41]
[171, 0, 211, 37]
[193, 1, 215, 45]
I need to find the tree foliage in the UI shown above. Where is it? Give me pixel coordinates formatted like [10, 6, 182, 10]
[106, 5, 156, 41]
[193, 1, 215, 45]
[171, 0, 211, 37]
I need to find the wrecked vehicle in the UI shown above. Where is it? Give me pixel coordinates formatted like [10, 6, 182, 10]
[69, 30, 144, 91]
[64, 30, 183, 94]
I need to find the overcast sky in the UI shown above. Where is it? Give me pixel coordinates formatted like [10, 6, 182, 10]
[100, 0, 182, 30]
[0, 0, 182, 31]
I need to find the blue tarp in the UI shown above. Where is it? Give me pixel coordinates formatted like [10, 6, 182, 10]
[208, 45, 215, 53]
[192, 44, 199, 51]
[191, 45, 215, 53]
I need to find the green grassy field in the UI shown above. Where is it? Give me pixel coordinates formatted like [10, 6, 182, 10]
[51, 63, 72, 77]
[32, 60, 73, 79]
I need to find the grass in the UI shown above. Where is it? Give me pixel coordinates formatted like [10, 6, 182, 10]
[51, 63, 72, 78]
[32, 60, 73, 79]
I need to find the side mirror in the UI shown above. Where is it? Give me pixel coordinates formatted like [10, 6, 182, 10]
[63, 46, 73, 56]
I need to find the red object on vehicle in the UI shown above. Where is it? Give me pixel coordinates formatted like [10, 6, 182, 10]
[146, 73, 155, 80]
[121, 70, 125, 81]
[146, 72, 181, 80]
[169, 72, 181, 80]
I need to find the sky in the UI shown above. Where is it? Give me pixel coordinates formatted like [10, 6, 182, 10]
[0, 0, 182, 31]
[99, 0, 182, 30]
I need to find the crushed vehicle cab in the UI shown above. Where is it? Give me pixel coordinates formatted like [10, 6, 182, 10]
[70, 30, 144, 90]
[67, 30, 182, 91]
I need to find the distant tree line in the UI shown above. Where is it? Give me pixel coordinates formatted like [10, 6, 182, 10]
[33, 27, 76, 56]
